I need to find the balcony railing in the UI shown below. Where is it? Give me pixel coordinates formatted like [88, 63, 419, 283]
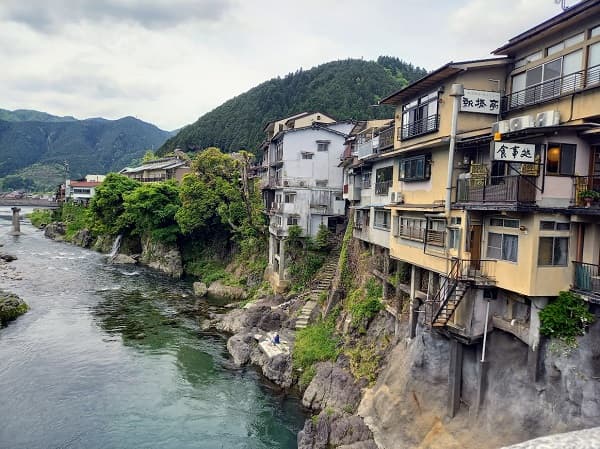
[400, 114, 439, 140]
[573, 261, 600, 294]
[572, 175, 600, 207]
[456, 175, 537, 204]
[399, 225, 425, 242]
[375, 180, 393, 195]
[378, 127, 394, 151]
[502, 64, 600, 113]
[425, 229, 446, 247]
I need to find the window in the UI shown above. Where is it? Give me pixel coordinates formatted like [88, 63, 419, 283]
[73, 188, 91, 194]
[317, 141, 330, 152]
[284, 193, 296, 204]
[588, 42, 600, 86]
[489, 217, 519, 228]
[540, 221, 570, 231]
[375, 166, 393, 195]
[302, 152, 314, 160]
[592, 25, 600, 38]
[361, 172, 372, 189]
[399, 217, 426, 241]
[448, 217, 462, 250]
[511, 51, 583, 106]
[316, 180, 328, 187]
[546, 143, 576, 175]
[374, 210, 391, 230]
[547, 32, 584, 56]
[399, 154, 431, 181]
[487, 232, 518, 262]
[287, 216, 299, 226]
[426, 219, 446, 247]
[538, 237, 568, 266]
[515, 50, 543, 68]
[401, 90, 439, 139]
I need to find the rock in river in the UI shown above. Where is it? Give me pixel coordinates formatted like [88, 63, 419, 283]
[0, 290, 28, 325]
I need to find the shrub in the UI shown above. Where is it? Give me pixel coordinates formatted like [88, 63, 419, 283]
[28, 209, 55, 228]
[345, 342, 380, 385]
[539, 291, 595, 344]
[293, 318, 339, 383]
[347, 278, 383, 330]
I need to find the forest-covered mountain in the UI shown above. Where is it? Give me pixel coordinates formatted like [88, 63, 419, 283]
[0, 113, 171, 191]
[158, 56, 427, 155]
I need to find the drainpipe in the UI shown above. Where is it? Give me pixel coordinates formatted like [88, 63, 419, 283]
[445, 84, 464, 218]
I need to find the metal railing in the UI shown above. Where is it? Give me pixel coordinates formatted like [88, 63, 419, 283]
[400, 114, 439, 140]
[398, 224, 425, 242]
[378, 127, 395, 150]
[573, 261, 600, 294]
[375, 180, 393, 195]
[456, 175, 537, 203]
[572, 175, 600, 207]
[502, 64, 600, 113]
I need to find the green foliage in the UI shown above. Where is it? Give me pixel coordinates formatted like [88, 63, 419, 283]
[347, 278, 383, 331]
[28, 209, 56, 228]
[60, 202, 92, 239]
[539, 291, 595, 344]
[0, 174, 35, 191]
[185, 260, 229, 284]
[289, 252, 326, 291]
[578, 189, 600, 200]
[345, 342, 381, 385]
[314, 224, 331, 251]
[120, 181, 181, 243]
[0, 114, 170, 180]
[89, 173, 140, 235]
[339, 215, 354, 290]
[142, 150, 159, 163]
[293, 317, 339, 385]
[158, 58, 427, 155]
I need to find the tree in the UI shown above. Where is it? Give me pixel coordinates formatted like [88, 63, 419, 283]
[89, 173, 140, 235]
[120, 181, 181, 243]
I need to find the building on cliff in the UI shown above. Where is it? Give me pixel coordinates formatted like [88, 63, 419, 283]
[258, 112, 354, 291]
[374, 0, 600, 418]
[119, 155, 190, 183]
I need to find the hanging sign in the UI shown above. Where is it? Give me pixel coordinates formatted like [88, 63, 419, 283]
[492, 141, 535, 163]
[461, 89, 501, 114]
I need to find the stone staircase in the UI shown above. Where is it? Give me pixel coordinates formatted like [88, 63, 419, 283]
[295, 246, 341, 330]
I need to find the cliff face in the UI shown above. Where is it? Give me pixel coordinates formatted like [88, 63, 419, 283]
[359, 313, 600, 449]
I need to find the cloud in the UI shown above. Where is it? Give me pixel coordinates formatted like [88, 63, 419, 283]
[0, 0, 235, 31]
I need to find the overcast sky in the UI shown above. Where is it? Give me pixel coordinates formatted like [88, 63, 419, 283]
[0, 0, 571, 131]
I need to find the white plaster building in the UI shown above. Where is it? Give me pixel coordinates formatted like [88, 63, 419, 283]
[259, 112, 353, 291]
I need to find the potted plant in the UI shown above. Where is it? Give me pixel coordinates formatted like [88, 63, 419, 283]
[578, 189, 599, 207]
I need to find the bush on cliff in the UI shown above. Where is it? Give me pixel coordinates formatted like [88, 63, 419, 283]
[539, 291, 595, 344]
[29, 209, 56, 228]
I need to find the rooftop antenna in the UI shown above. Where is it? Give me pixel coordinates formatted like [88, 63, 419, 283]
[555, 0, 570, 11]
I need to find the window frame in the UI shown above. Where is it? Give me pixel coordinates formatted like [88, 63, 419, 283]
[538, 236, 569, 266]
[399, 154, 431, 182]
[373, 209, 391, 231]
[400, 90, 440, 140]
[546, 143, 576, 176]
[316, 140, 330, 152]
[486, 231, 519, 263]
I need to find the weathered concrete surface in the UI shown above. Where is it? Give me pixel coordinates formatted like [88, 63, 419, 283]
[500, 427, 600, 448]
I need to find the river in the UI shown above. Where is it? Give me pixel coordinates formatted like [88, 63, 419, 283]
[0, 213, 305, 449]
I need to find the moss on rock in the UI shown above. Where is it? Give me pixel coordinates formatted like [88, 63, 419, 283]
[0, 290, 28, 325]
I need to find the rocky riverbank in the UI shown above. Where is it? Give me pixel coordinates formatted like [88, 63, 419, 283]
[0, 289, 28, 325]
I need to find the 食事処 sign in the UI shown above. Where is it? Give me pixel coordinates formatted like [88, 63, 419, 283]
[461, 89, 501, 115]
[492, 141, 536, 163]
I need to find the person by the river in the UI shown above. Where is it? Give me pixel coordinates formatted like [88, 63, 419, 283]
[271, 332, 280, 345]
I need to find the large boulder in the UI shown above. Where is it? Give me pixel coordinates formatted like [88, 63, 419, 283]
[207, 280, 247, 301]
[193, 282, 208, 297]
[0, 290, 28, 325]
[0, 253, 17, 262]
[297, 411, 377, 449]
[227, 332, 255, 366]
[110, 254, 138, 265]
[72, 228, 93, 248]
[140, 235, 183, 278]
[44, 222, 66, 240]
[303, 362, 363, 413]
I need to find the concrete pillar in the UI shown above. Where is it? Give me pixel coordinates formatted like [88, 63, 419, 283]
[268, 235, 275, 265]
[408, 265, 420, 339]
[474, 345, 489, 416]
[527, 296, 548, 382]
[10, 207, 22, 235]
[382, 249, 390, 301]
[278, 238, 286, 279]
[395, 261, 403, 337]
[448, 339, 463, 418]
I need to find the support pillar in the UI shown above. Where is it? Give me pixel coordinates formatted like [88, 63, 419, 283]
[278, 238, 286, 279]
[408, 265, 420, 339]
[394, 261, 403, 337]
[9, 207, 22, 235]
[448, 339, 463, 418]
[382, 249, 390, 301]
[474, 346, 488, 416]
[527, 296, 548, 382]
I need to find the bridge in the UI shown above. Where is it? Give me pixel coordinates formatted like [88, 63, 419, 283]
[0, 198, 59, 208]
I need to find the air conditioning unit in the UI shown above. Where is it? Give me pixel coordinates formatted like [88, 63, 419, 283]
[390, 192, 404, 204]
[492, 120, 511, 134]
[535, 110, 560, 127]
[509, 115, 535, 131]
[299, 181, 306, 187]
[283, 180, 289, 186]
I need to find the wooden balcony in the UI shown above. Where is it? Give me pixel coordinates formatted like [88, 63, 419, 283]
[456, 175, 537, 207]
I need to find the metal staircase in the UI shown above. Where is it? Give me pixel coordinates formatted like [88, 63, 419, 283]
[428, 259, 469, 328]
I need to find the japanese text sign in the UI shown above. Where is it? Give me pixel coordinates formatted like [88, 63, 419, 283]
[492, 141, 535, 163]
[461, 89, 501, 115]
